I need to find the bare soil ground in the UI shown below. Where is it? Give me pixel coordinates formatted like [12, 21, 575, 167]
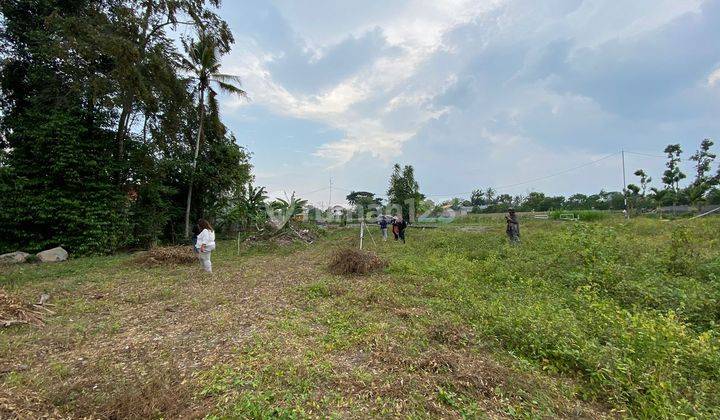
[1, 231, 606, 419]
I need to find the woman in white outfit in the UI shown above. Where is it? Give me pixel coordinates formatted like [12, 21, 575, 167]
[195, 219, 216, 272]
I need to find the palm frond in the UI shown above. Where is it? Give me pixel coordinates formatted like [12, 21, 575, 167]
[214, 80, 247, 97]
[214, 73, 244, 85]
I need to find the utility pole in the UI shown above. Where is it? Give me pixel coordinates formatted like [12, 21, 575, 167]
[328, 176, 333, 210]
[621, 150, 629, 218]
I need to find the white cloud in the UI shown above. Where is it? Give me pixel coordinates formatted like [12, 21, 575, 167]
[222, 1, 498, 166]
[709, 66, 720, 87]
[219, 0, 720, 201]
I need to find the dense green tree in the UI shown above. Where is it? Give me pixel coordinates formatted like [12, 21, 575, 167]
[484, 187, 497, 205]
[470, 189, 485, 206]
[662, 144, 686, 209]
[387, 164, 425, 221]
[688, 139, 716, 210]
[0, 1, 129, 254]
[566, 193, 588, 209]
[634, 169, 652, 197]
[345, 191, 382, 209]
[522, 192, 547, 211]
[626, 184, 641, 212]
[0, 0, 252, 254]
[649, 187, 671, 210]
[707, 188, 720, 205]
[108, 0, 232, 162]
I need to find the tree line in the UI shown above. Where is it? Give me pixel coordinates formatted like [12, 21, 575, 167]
[431, 140, 719, 214]
[0, 0, 253, 255]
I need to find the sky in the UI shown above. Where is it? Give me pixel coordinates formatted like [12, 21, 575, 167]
[212, 0, 720, 206]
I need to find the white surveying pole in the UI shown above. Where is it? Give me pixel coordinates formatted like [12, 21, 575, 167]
[359, 220, 365, 250]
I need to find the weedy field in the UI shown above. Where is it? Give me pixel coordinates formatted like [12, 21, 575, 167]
[1, 216, 719, 418]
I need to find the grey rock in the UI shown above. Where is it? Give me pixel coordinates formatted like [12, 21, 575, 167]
[36, 247, 68, 263]
[0, 251, 30, 264]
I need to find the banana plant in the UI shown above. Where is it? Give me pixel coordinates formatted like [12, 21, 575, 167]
[237, 184, 268, 231]
[270, 193, 308, 231]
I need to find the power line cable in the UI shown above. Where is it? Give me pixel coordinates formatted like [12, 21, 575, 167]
[624, 151, 667, 159]
[269, 186, 329, 198]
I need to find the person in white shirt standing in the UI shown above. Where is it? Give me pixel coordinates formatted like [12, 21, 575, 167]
[195, 219, 216, 272]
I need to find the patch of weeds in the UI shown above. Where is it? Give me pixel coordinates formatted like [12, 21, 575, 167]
[665, 225, 693, 275]
[154, 285, 178, 301]
[436, 385, 483, 418]
[208, 391, 303, 419]
[320, 309, 374, 350]
[71, 320, 89, 335]
[0, 254, 128, 290]
[2, 371, 26, 388]
[270, 311, 314, 337]
[303, 280, 332, 299]
[49, 361, 71, 380]
[199, 343, 336, 418]
[198, 365, 249, 398]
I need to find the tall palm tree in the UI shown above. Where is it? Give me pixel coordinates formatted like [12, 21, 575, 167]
[181, 31, 247, 238]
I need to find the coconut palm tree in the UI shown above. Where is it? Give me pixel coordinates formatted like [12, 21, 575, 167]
[181, 31, 247, 237]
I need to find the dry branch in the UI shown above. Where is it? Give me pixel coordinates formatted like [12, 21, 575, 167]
[133, 246, 197, 266]
[328, 248, 388, 275]
[0, 290, 46, 328]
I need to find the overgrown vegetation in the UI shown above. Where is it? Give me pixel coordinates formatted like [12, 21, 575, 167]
[389, 217, 720, 417]
[2, 217, 719, 417]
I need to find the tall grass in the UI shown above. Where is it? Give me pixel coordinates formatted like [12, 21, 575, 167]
[385, 218, 720, 417]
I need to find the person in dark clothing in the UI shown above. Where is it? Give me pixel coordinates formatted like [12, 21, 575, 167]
[393, 216, 408, 243]
[505, 208, 520, 243]
[378, 217, 389, 241]
[391, 217, 400, 240]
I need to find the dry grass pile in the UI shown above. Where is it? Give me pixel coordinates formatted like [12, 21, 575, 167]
[134, 246, 197, 266]
[0, 289, 45, 327]
[328, 248, 388, 275]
